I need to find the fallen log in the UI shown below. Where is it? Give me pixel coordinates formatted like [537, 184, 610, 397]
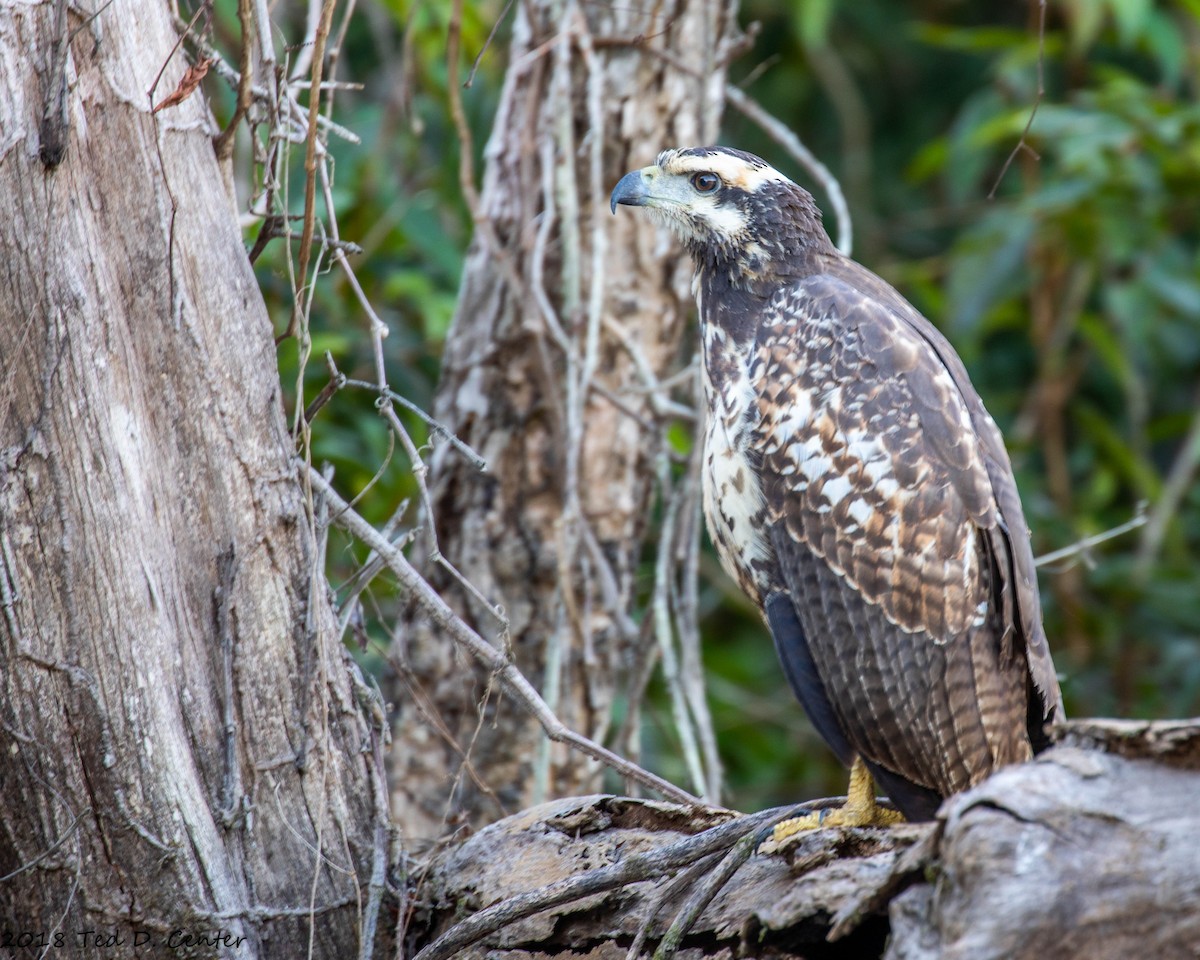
[408, 719, 1200, 959]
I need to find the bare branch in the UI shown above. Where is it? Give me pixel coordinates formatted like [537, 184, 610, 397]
[285, 0, 338, 342]
[652, 823, 760, 960]
[214, 0, 253, 161]
[465, 0, 515, 88]
[308, 468, 704, 808]
[1035, 505, 1148, 571]
[989, 0, 1045, 198]
[337, 375, 488, 471]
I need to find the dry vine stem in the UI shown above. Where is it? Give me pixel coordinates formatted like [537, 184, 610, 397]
[307, 467, 703, 808]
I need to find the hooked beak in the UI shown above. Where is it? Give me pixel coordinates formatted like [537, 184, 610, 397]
[610, 169, 651, 214]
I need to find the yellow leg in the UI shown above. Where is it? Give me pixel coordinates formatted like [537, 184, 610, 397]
[771, 756, 905, 844]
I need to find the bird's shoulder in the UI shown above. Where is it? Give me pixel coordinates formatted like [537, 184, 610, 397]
[745, 260, 1007, 639]
[744, 256, 1061, 721]
[750, 261, 1002, 521]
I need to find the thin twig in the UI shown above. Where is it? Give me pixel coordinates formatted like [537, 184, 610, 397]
[390, 659, 509, 817]
[340, 377, 488, 471]
[672, 374, 722, 802]
[333, 497, 412, 644]
[0, 810, 88, 882]
[1035, 505, 1148, 570]
[652, 825, 760, 960]
[179, 31, 360, 144]
[465, 0, 515, 87]
[624, 853, 722, 960]
[989, 0, 1045, 198]
[320, 155, 504, 629]
[285, 0, 337, 342]
[653, 447, 709, 800]
[287, 0, 323, 81]
[445, 0, 523, 294]
[214, 0, 254, 162]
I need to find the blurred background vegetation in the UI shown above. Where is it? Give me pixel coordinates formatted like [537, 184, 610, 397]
[213, 0, 1200, 813]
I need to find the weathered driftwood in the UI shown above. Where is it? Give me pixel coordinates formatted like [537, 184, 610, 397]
[888, 735, 1200, 960]
[411, 720, 1200, 959]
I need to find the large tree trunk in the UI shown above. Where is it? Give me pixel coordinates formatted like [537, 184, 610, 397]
[0, 3, 379, 955]
[392, 0, 742, 840]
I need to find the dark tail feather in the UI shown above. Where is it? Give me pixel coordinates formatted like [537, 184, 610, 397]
[766, 592, 945, 822]
[766, 592, 854, 767]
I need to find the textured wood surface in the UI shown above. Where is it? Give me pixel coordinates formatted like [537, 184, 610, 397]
[413, 720, 1200, 959]
[413, 795, 930, 959]
[888, 738, 1200, 960]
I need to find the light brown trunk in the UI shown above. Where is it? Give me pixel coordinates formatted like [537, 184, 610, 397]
[0, 3, 378, 955]
[391, 0, 741, 840]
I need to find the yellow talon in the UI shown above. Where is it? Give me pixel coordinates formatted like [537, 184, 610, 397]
[771, 757, 905, 844]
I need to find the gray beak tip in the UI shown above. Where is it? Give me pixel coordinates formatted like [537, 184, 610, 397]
[610, 170, 648, 215]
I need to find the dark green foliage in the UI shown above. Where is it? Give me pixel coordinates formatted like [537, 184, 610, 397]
[713, 0, 1200, 807]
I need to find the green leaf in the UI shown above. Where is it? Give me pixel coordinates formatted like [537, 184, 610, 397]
[797, 0, 833, 47]
[1110, 0, 1152, 46]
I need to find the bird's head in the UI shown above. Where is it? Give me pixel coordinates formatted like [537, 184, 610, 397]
[610, 146, 834, 282]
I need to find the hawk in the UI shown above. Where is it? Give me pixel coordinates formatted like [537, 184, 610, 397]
[611, 147, 1062, 825]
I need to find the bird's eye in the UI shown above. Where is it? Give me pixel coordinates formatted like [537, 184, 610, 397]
[691, 172, 720, 194]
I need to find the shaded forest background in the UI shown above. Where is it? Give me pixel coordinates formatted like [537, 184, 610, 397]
[232, 0, 1200, 813]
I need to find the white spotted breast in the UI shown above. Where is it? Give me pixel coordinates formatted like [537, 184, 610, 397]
[700, 322, 773, 606]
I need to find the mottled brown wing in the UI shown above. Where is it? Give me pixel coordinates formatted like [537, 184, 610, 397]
[750, 267, 1059, 796]
[829, 257, 1062, 727]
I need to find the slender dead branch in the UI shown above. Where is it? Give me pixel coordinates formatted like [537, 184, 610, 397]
[466, 0, 516, 88]
[652, 824, 761, 960]
[1035, 505, 1148, 570]
[624, 852, 722, 960]
[285, 0, 338, 342]
[989, 0, 1045, 198]
[214, 0, 254, 162]
[672, 375, 722, 802]
[308, 468, 703, 808]
[179, 29, 361, 144]
[336, 375, 488, 471]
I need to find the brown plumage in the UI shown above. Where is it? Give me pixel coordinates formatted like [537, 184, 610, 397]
[612, 146, 1062, 820]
